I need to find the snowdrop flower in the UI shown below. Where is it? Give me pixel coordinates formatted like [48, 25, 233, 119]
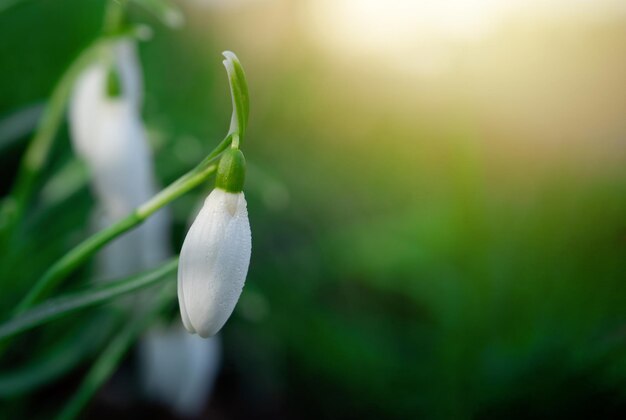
[178, 148, 251, 338]
[69, 39, 225, 414]
[69, 38, 169, 278]
[70, 40, 152, 217]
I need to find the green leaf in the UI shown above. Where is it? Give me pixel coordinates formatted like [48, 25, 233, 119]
[0, 103, 43, 153]
[57, 282, 176, 420]
[0, 259, 177, 341]
[130, 0, 185, 29]
[0, 312, 118, 397]
[223, 51, 250, 142]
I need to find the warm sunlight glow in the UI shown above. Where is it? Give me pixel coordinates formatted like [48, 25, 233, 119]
[304, 0, 626, 76]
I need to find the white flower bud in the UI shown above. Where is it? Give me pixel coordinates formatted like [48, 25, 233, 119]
[178, 187, 252, 338]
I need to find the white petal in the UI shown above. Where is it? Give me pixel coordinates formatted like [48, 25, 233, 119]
[178, 189, 251, 337]
[113, 39, 144, 108]
[69, 64, 105, 160]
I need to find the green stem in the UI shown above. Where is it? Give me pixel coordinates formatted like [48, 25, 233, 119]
[103, 0, 127, 35]
[56, 282, 176, 420]
[13, 134, 232, 315]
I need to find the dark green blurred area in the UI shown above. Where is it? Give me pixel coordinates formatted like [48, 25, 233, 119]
[1, 0, 626, 418]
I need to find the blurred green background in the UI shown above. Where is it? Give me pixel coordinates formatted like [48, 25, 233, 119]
[1, 0, 626, 418]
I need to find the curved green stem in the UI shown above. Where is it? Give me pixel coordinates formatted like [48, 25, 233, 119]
[223, 51, 250, 142]
[103, 0, 128, 35]
[13, 133, 232, 315]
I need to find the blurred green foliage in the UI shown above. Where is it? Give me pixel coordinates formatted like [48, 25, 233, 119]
[1, 0, 626, 418]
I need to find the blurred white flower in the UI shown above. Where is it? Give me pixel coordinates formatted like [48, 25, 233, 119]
[139, 325, 222, 417]
[178, 187, 252, 338]
[69, 38, 169, 278]
[69, 39, 221, 414]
